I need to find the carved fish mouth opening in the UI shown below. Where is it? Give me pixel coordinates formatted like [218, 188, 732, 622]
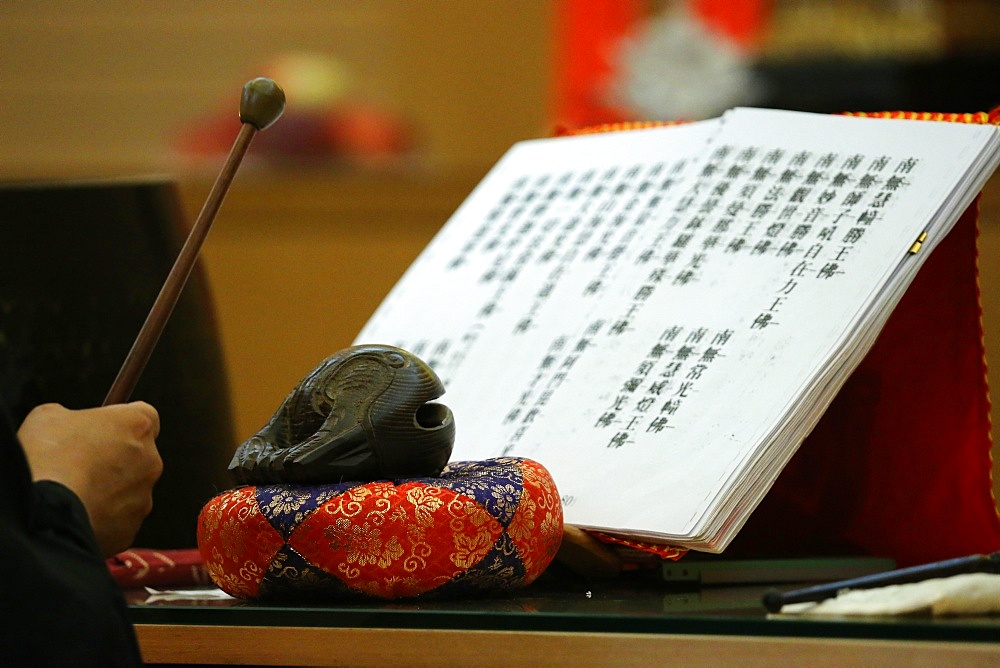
[415, 402, 451, 430]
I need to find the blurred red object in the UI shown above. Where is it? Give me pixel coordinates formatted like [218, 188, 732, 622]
[552, 0, 642, 130]
[551, 0, 772, 130]
[326, 102, 416, 167]
[107, 548, 211, 589]
[176, 102, 416, 168]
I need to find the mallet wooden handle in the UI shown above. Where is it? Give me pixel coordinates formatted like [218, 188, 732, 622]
[104, 78, 285, 405]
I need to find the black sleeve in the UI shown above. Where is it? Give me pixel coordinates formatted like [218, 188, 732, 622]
[0, 406, 142, 666]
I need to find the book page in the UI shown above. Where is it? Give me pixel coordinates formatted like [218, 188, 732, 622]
[356, 109, 999, 550]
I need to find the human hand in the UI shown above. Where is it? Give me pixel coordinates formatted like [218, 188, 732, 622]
[18, 402, 164, 557]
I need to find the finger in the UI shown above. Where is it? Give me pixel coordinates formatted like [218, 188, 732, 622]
[125, 401, 161, 439]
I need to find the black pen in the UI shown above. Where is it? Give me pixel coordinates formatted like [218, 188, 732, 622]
[762, 551, 1000, 613]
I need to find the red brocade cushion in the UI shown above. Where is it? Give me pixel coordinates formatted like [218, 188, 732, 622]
[197, 457, 563, 600]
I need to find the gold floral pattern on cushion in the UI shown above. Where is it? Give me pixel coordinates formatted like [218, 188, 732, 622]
[197, 457, 563, 600]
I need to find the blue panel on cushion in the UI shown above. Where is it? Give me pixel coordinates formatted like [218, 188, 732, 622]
[435, 458, 525, 527]
[431, 532, 528, 598]
[259, 544, 361, 600]
[255, 482, 355, 539]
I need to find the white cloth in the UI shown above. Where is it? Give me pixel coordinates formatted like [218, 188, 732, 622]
[142, 586, 235, 603]
[779, 573, 1000, 617]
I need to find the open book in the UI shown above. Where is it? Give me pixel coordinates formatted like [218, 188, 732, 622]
[355, 108, 1000, 553]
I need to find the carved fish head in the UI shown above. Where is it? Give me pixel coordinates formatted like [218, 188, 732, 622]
[228, 344, 455, 484]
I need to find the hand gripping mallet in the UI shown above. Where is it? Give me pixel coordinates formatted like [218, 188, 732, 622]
[103, 78, 285, 406]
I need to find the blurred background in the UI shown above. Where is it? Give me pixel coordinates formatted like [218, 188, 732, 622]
[2, 0, 999, 525]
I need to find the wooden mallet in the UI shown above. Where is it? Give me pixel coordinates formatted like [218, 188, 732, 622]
[103, 77, 285, 406]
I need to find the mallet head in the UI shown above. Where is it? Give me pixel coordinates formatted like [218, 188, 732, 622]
[240, 77, 286, 131]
